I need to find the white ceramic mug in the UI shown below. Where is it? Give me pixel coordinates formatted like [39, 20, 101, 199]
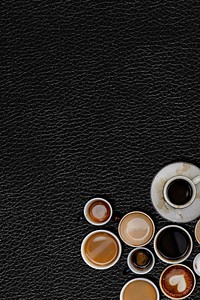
[127, 247, 155, 274]
[163, 175, 200, 209]
[81, 229, 122, 270]
[84, 197, 112, 225]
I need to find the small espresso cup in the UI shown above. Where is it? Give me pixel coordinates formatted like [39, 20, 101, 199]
[127, 247, 155, 275]
[81, 230, 122, 270]
[154, 225, 193, 264]
[163, 174, 200, 209]
[84, 197, 113, 225]
[120, 278, 160, 300]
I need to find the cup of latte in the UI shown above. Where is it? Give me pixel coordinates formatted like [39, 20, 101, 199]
[160, 264, 196, 299]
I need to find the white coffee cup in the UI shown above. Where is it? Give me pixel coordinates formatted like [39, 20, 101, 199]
[127, 247, 155, 274]
[81, 229, 122, 270]
[163, 174, 200, 209]
[120, 278, 160, 300]
[193, 253, 200, 276]
[154, 225, 193, 264]
[84, 197, 112, 225]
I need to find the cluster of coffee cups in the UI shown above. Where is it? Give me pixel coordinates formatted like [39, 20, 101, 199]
[81, 194, 200, 300]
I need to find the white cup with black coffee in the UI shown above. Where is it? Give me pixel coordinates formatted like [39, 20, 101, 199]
[163, 174, 200, 209]
[154, 225, 193, 264]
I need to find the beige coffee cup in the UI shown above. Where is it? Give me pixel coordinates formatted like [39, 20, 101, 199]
[120, 278, 159, 300]
[118, 211, 155, 247]
[81, 229, 121, 270]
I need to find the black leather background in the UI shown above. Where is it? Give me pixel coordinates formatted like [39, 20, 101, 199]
[1, 1, 200, 299]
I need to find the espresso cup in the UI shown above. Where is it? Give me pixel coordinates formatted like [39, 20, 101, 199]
[154, 225, 193, 264]
[120, 278, 159, 300]
[160, 264, 196, 299]
[81, 229, 122, 269]
[84, 198, 112, 225]
[118, 211, 155, 247]
[127, 247, 155, 275]
[163, 174, 200, 209]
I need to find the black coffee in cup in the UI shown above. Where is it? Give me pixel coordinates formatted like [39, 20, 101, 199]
[166, 179, 193, 206]
[131, 249, 152, 270]
[157, 227, 190, 260]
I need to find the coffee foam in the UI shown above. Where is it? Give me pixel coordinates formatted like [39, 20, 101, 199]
[119, 212, 154, 247]
[160, 265, 195, 299]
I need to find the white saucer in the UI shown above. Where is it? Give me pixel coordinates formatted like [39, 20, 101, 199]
[151, 162, 200, 223]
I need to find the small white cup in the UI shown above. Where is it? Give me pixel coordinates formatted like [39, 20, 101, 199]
[120, 278, 160, 300]
[154, 225, 193, 264]
[193, 253, 200, 276]
[81, 229, 122, 270]
[163, 175, 200, 209]
[127, 247, 155, 274]
[84, 197, 112, 226]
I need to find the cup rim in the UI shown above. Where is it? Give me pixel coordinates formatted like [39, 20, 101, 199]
[118, 211, 155, 247]
[84, 197, 113, 226]
[159, 264, 196, 300]
[193, 253, 200, 276]
[194, 219, 200, 244]
[120, 278, 160, 300]
[81, 229, 122, 270]
[163, 175, 196, 209]
[154, 225, 193, 264]
[127, 246, 155, 274]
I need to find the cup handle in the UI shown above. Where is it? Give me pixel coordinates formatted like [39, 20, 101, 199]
[192, 175, 200, 185]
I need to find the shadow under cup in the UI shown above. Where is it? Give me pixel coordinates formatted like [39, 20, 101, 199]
[154, 225, 193, 264]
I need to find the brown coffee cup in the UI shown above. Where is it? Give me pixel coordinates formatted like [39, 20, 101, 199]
[118, 211, 155, 247]
[160, 264, 196, 299]
[81, 230, 122, 269]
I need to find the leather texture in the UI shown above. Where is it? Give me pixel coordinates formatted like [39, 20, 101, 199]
[1, 1, 200, 299]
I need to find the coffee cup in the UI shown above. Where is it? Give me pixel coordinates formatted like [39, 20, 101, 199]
[81, 229, 121, 269]
[160, 264, 196, 299]
[163, 174, 200, 209]
[84, 198, 112, 225]
[194, 219, 200, 244]
[120, 278, 159, 300]
[118, 211, 155, 247]
[154, 225, 193, 264]
[127, 247, 155, 274]
[193, 253, 200, 276]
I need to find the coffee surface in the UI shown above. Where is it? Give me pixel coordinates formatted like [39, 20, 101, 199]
[88, 200, 111, 223]
[122, 280, 157, 300]
[161, 265, 194, 298]
[84, 232, 118, 266]
[156, 227, 190, 260]
[119, 212, 154, 246]
[131, 249, 152, 269]
[167, 179, 193, 206]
